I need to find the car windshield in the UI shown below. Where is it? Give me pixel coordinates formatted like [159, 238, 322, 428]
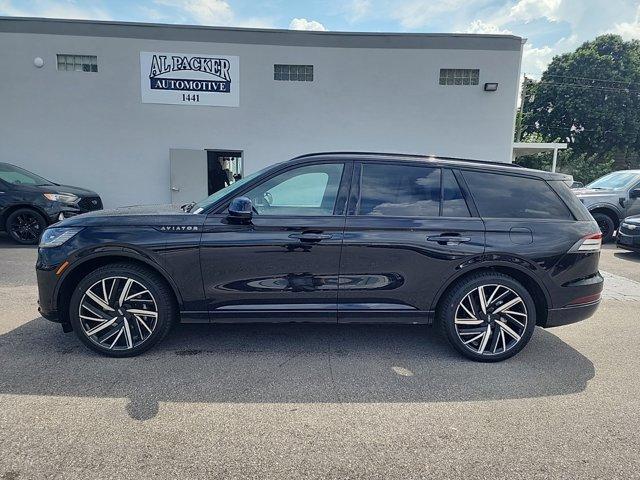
[0, 163, 54, 186]
[586, 171, 640, 190]
[190, 166, 271, 213]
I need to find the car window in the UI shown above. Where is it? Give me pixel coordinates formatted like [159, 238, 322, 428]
[358, 164, 440, 217]
[586, 171, 640, 190]
[0, 164, 52, 186]
[462, 170, 573, 220]
[442, 169, 470, 217]
[244, 163, 345, 216]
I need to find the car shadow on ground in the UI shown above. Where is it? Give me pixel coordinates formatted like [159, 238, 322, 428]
[0, 233, 37, 249]
[0, 319, 595, 420]
[613, 249, 640, 263]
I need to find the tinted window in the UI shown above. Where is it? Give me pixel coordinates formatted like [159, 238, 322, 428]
[462, 170, 573, 219]
[244, 163, 344, 216]
[358, 164, 440, 217]
[442, 169, 470, 217]
[0, 163, 51, 186]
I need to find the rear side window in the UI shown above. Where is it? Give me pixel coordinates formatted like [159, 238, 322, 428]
[549, 180, 593, 221]
[358, 164, 441, 217]
[442, 169, 470, 217]
[462, 170, 573, 220]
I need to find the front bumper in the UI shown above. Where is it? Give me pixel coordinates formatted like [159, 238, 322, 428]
[616, 230, 640, 252]
[37, 265, 61, 322]
[545, 299, 601, 327]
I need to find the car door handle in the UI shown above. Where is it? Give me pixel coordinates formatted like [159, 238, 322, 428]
[426, 234, 471, 245]
[289, 233, 333, 242]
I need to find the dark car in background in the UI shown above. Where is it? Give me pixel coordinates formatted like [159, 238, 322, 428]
[0, 162, 102, 245]
[36, 152, 603, 362]
[617, 215, 640, 252]
[573, 170, 640, 242]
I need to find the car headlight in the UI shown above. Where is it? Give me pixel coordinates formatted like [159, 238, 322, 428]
[43, 192, 79, 204]
[39, 227, 83, 248]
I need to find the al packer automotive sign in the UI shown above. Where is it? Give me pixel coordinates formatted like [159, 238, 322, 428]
[140, 52, 239, 107]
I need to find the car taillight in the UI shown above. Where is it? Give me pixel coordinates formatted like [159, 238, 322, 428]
[569, 232, 602, 253]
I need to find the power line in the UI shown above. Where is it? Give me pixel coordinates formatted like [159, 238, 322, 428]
[544, 73, 640, 88]
[537, 81, 639, 94]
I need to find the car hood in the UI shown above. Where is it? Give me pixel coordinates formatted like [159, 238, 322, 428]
[623, 214, 640, 225]
[22, 183, 99, 197]
[573, 187, 618, 197]
[56, 204, 204, 227]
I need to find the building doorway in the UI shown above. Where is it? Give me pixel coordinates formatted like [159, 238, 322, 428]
[206, 150, 243, 195]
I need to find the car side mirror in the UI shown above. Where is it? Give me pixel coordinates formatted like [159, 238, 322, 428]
[629, 188, 640, 199]
[228, 196, 253, 221]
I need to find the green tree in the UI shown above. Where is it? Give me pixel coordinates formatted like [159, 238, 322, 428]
[521, 34, 640, 173]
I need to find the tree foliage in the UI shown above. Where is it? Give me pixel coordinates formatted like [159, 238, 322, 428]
[518, 35, 640, 179]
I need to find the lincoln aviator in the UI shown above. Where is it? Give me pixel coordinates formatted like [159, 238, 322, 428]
[36, 152, 603, 361]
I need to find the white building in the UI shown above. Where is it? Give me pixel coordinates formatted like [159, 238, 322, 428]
[0, 17, 524, 207]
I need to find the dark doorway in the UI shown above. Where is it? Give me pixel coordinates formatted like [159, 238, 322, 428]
[206, 150, 243, 195]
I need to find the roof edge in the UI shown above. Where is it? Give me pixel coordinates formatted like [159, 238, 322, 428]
[0, 16, 524, 51]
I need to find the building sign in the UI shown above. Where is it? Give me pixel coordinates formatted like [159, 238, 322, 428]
[140, 52, 239, 107]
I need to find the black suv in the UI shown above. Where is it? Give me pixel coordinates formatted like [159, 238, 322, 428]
[1, 162, 102, 244]
[36, 153, 603, 361]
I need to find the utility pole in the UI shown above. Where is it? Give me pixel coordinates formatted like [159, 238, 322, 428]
[515, 74, 527, 142]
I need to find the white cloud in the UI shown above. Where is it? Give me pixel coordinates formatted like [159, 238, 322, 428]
[393, 0, 470, 29]
[611, 5, 640, 40]
[0, 0, 111, 20]
[349, 0, 371, 22]
[508, 0, 562, 23]
[464, 19, 512, 35]
[155, 0, 233, 25]
[521, 44, 555, 78]
[289, 18, 326, 31]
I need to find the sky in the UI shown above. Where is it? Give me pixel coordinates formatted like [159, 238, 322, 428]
[1, 0, 639, 78]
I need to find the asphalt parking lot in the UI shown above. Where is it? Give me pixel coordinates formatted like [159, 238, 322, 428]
[1, 235, 639, 479]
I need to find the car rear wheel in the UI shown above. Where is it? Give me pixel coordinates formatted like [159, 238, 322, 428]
[438, 272, 536, 362]
[69, 263, 176, 357]
[6, 208, 47, 245]
[592, 212, 615, 243]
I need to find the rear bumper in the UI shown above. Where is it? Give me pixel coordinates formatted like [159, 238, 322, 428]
[545, 299, 600, 328]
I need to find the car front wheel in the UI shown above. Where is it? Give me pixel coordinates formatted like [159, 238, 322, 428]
[439, 272, 536, 362]
[69, 263, 176, 357]
[6, 208, 47, 245]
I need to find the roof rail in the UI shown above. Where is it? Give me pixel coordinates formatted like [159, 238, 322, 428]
[292, 151, 523, 168]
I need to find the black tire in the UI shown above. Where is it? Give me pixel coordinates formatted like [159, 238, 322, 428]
[5, 208, 47, 245]
[69, 262, 177, 357]
[592, 212, 615, 243]
[438, 272, 537, 362]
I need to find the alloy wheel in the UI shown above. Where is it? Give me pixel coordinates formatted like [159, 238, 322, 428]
[454, 284, 528, 356]
[78, 276, 158, 350]
[10, 212, 42, 242]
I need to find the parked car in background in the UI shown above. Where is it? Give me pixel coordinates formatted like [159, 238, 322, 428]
[36, 152, 603, 361]
[0, 162, 102, 245]
[570, 181, 584, 189]
[617, 214, 640, 252]
[573, 170, 640, 242]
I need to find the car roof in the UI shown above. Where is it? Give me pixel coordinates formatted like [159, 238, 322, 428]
[291, 152, 571, 181]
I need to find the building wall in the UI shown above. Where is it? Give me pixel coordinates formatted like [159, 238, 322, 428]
[0, 28, 522, 208]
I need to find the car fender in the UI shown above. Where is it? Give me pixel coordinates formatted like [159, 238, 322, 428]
[0, 202, 55, 227]
[428, 254, 553, 313]
[54, 246, 185, 309]
[586, 202, 624, 220]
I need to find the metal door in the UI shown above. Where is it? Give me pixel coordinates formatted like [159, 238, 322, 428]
[169, 149, 207, 205]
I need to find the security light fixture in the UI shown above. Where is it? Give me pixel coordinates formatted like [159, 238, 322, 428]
[484, 82, 499, 92]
